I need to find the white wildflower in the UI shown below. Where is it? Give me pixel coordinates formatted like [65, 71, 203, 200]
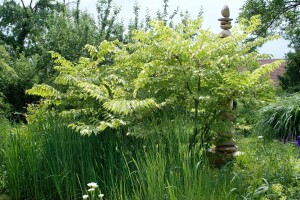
[82, 194, 89, 199]
[88, 188, 95, 192]
[87, 182, 98, 188]
[257, 136, 263, 139]
[99, 193, 104, 198]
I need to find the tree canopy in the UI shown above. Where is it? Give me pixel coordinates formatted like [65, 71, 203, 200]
[239, 0, 300, 47]
[0, 0, 127, 120]
[27, 16, 282, 136]
[0, 0, 64, 55]
[239, 0, 300, 92]
[0, 0, 285, 123]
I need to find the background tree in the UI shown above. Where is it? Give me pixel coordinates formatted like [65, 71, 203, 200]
[0, 0, 64, 121]
[0, 0, 63, 55]
[34, 0, 125, 83]
[239, 0, 300, 92]
[127, 1, 141, 41]
[0, 0, 126, 121]
[0, 44, 38, 121]
[278, 50, 300, 92]
[238, 0, 300, 43]
[35, 9, 98, 83]
[96, 0, 125, 42]
[0, 45, 15, 118]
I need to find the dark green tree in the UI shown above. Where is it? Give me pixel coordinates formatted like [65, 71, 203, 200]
[35, 9, 98, 82]
[0, 44, 38, 121]
[278, 50, 300, 92]
[239, 0, 300, 42]
[0, 0, 63, 55]
[0, 0, 127, 122]
[96, 0, 125, 42]
[239, 0, 300, 92]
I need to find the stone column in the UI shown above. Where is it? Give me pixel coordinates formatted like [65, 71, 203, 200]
[219, 5, 232, 38]
[208, 5, 241, 167]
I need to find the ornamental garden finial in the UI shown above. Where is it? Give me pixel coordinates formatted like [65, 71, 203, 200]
[218, 5, 232, 38]
[215, 5, 238, 155]
[208, 5, 244, 167]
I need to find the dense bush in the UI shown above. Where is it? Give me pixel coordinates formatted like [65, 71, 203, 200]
[27, 17, 282, 143]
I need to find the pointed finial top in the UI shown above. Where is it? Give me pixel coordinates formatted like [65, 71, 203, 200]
[221, 5, 230, 17]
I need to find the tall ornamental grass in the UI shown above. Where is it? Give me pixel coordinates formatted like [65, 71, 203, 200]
[0, 119, 11, 192]
[256, 93, 300, 140]
[0, 110, 239, 199]
[1, 110, 300, 199]
[1, 113, 143, 199]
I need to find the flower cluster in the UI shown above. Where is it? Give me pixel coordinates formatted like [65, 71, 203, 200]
[87, 182, 98, 192]
[82, 182, 104, 199]
[295, 136, 300, 147]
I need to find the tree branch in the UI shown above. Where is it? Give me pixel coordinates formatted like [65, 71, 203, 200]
[173, 54, 194, 95]
[186, 82, 193, 94]
[197, 75, 201, 94]
[29, 0, 33, 11]
[20, 0, 26, 10]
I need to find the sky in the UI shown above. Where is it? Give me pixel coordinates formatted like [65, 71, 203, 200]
[79, 0, 292, 59]
[9, 0, 293, 58]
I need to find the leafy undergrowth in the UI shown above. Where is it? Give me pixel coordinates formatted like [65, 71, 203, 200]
[231, 136, 300, 199]
[0, 115, 300, 200]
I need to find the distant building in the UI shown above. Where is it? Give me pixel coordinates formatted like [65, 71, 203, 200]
[259, 59, 287, 86]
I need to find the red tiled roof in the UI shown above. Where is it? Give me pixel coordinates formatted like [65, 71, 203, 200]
[259, 59, 287, 86]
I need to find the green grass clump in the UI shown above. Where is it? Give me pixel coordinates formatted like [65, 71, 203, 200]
[256, 93, 300, 140]
[1, 111, 300, 199]
[0, 119, 11, 193]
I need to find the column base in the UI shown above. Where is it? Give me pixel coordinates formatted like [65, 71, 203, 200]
[207, 147, 244, 168]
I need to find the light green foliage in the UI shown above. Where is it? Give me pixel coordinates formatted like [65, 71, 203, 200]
[26, 83, 60, 98]
[27, 16, 282, 136]
[27, 41, 158, 135]
[103, 99, 157, 115]
[233, 137, 300, 199]
[114, 16, 282, 140]
[129, 16, 279, 101]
